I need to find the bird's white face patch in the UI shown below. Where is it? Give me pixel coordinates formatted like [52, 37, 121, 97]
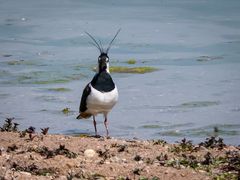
[105, 62, 110, 73]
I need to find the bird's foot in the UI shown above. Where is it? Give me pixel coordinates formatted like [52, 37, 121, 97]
[94, 134, 101, 138]
[105, 136, 111, 139]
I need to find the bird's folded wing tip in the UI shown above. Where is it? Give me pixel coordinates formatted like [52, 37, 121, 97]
[76, 113, 92, 119]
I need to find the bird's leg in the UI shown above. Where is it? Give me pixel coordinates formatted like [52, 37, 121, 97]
[104, 115, 109, 137]
[93, 116, 98, 136]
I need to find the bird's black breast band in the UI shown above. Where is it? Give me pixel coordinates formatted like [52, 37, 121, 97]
[91, 71, 115, 92]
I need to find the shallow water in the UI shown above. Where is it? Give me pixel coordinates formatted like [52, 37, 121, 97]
[0, 0, 240, 145]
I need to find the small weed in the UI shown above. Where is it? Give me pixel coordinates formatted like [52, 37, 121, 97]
[7, 144, 18, 152]
[19, 130, 27, 138]
[133, 168, 141, 175]
[11, 162, 56, 176]
[156, 153, 168, 165]
[28, 144, 77, 159]
[180, 154, 199, 169]
[152, 139, 167, 146]
[97, 148, 112, 161]
[55, 144, 77, 159]
[0, 118, 19, 132]
[134, 155, 142, 161]
[117, 144, 128, 152]
[41, 127, 49, 135]
[170, 138, 194, 153]
[199, 137, 226, 149]
[26, 126, 36, 140]
[202, 152, 214, 165]
[139, 176, 148, 180]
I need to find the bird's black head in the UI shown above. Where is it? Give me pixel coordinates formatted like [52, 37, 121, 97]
[98, 53, 109, 72]
[85, 29, 121, 73]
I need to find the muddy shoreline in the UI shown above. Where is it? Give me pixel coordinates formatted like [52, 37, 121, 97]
[0, 124, 239, 180]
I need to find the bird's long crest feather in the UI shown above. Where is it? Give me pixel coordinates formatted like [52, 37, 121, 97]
[85, 31, 103, 53]
[85, 29, 121, 54]
[106, 28, 121, 54]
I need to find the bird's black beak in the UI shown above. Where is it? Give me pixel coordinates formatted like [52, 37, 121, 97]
[98, 53, 109, 72]
[99, 60, 107, 71]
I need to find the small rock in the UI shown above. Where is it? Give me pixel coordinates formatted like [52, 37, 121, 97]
[19, 171, 32, 177]
[198, 170, 207, 173]
[105, 160, 110, 164]
[180, 173, 185, 177]
[180, 165, 185, 169]
[122, 158, 127, 163]
[3, 154, 10, 160]
[66, 162, 75, 168]
[198, 146, 209, 152]
[110, 156, 120, 163]
[84, 149, 96, 158]
[138, 160, 144, 164]
[32, 145, 38, 150]
[57, 175, 67, 180]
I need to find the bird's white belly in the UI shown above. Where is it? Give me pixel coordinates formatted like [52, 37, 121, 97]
[86, 85, 118, 115]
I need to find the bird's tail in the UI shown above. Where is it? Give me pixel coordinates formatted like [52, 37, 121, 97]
[76, 113, 92, 119]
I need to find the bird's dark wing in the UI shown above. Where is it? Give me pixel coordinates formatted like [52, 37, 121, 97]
[79, 83, 91, 113]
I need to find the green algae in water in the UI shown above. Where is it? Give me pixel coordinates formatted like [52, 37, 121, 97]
[184, 125, 240, 137]
[159, 130, 183, 137]
[7, 60, 37, 66]
[126, 59, 136, 64]
[141, 125, 162, 129]
[179, 101, 220, 108]
[47, 88, 71, 92]
[2, 68, 85, 85]
[0, 70, 10, 77]
[62, 107, 73, 115]
[32, 79, 70, 84]
[0, 93, 10, 99]
[39, 95, 59, 102]
[110, 66, 158, 74]
[163, 123, 194, 130]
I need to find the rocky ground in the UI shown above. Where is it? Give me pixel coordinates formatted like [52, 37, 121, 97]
[0, 119, 239, 180]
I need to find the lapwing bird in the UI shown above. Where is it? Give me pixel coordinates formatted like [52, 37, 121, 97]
[76, 29, 120, 137]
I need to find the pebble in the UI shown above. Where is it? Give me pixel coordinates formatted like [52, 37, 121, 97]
[19, 171, 32, 177]
[180, 173, 185, 177]
[198, 170, 207, 173]
[110, 156, 120, 163]
[180, 165, 185, 169]
[84, 149, 96, 158]
[32, 145, 38, 150]
[122, 158, 127, 163]
[3, 154, 10, 160]
[198, 146, 209, 152]
[57, 175, 67, 180]
[138, 160, 144, 164]
[105, 161, 110, 164]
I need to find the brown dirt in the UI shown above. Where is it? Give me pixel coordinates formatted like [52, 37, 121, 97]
[0, 132, 239, 180]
